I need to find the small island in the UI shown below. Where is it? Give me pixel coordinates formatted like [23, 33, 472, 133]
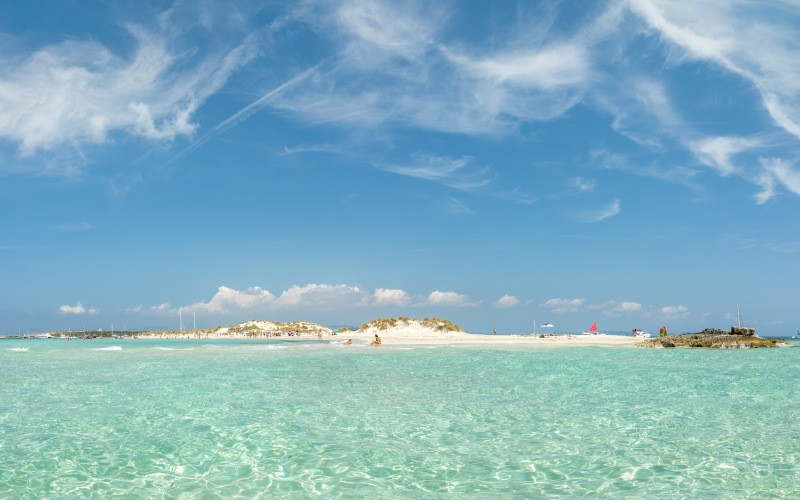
[639, 327, 788, 348]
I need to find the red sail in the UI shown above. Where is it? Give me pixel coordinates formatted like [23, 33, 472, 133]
[589, 321, 597, 333]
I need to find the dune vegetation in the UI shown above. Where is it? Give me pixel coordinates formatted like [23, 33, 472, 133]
[359, 317, 464, 333]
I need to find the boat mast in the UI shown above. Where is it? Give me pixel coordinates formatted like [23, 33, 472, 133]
[737, 303, 743, 328]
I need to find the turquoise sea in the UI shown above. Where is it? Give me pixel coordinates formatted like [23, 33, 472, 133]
[1, 338, 798, 497]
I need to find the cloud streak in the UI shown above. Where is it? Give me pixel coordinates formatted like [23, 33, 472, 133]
[582, 199, 621, 223]
[378, 155, 493, 191]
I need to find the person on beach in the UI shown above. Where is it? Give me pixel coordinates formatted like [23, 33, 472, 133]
[342, 339, 352, 345]
[369, 334, 382, 346]
[632, 328, 637, 337]
[660, 326, 668, 337]
[493, 328, 497, 335]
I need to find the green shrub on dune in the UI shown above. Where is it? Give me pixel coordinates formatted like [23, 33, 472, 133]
[359, 317, 463, 333]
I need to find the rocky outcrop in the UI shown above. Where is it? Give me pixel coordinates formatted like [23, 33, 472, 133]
[730, 326, 755, 336]
[640, 327, 787, 348]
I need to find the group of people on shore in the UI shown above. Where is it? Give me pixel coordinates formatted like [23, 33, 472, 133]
[339, 334, 382, 346]
[630, 326, 669, 337]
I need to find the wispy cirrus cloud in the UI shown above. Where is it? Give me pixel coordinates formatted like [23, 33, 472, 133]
[57, 221, 92, 232]
[690, 136, 764, 177]
[439, 197, 474, 215]
[0, 3, 263, 172]
[628, 0, 800, 140]
[568, 177, 596, 192]
[716, 234, 800, 254]
[378, 154, 493, 191]
[625, 0, 800, 201]
[541, 298, 585, 314]
[580, 199, 621, 223]
[271, 1, 594, 137]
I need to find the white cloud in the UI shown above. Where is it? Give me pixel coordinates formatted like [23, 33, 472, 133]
[147, 284, 487, 315]
[334, 0, 443, 61]
[494, 294, 519, 308]
[425, 290, 477, 307]
[179, 284, 368, 314]
[372, 288, 411, 306]
[57, 301, 99, 315]
[541, 298, 585, 314]
[568, 177, 596, 192]
[661, 305, 689, 318]
[593, 300, 641, 316]
[583, 199, 621, 223]
[150, 303, 174, 314]
[183, 286, 275, 314]
[447, 43, 589, 90]
[272, 1, 593, 136]
[617, 301, 642, 312]
[272, 284, 366, 309]
[0, 6, 262, 170]
[758, 157, 800, 202]
[690, 136, 763, 177]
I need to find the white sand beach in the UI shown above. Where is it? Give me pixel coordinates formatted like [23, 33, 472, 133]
[333, 327, 641, 348]
[146, 323, 641, 348]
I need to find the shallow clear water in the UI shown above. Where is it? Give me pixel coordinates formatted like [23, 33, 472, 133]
[1, 338, 798, 497]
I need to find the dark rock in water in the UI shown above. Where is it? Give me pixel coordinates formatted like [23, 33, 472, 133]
[639, 327, 786, 348]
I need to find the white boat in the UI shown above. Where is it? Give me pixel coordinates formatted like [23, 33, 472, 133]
[540, 323, 554, 328]
[634, 330, 652, 338]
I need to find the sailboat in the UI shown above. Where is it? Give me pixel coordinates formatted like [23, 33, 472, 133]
[581, 321, 601, 335]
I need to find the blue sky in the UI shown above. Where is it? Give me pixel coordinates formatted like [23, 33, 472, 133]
[2, 0, 800, 335]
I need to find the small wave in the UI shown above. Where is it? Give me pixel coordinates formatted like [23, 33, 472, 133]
[253, 345, 287, 351]
[93, 346, 122, 351]
[9, 347, 29, 352]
